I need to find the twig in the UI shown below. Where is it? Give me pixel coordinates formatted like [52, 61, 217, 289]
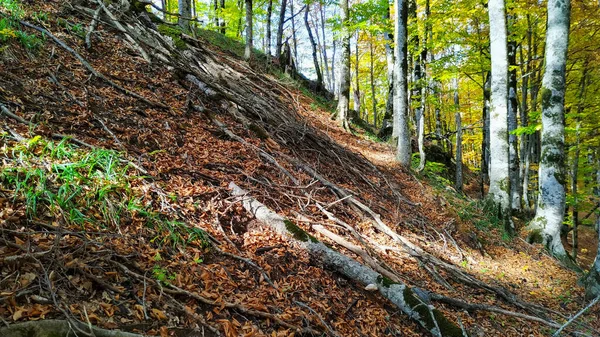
[294, 301, 341, 337]
[85, 5, 102, 49]
[552, 295, 600, 337]
[95, 117, 124, 149]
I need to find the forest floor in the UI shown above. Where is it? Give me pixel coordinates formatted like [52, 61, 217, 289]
[1, 1, 599, 337]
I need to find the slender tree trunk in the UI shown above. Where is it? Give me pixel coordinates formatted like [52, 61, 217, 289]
[370, 34, 377, 127]
[319, 4, 331, 91]
[290, 0, 298, 64]
[508, 36, 521, 211]
[528, 0, 573, 265]
[455, 86, 463, 193]
[276, 0, 288, 61]
[178, 0, 192, 31]
[354, 34, 361, 114]
[487, 0, 512, 233]
[213, 0, 219, 27]
[383, 2, 395, 129]
[336, 0, 351, 130]
[412, 0, 425, 172]
[394, 0, 410, 166]
[266, 0, 273, 61]
[571, 122, 580, 260]
[481, 71, 491, 195]
[305, 4, 323, 89]
[220, 0, 226, 33]
[331, 38, 337, 96]
[244, 0, 253, 60]
[584, 151, 600, 299]
[520, 41, 530, 209]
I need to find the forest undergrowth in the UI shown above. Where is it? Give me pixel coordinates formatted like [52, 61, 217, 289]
[0, 1, 599, 336]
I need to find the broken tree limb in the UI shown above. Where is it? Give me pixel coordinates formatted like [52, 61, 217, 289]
[552, 295, 600, 337]
[229, 182, 466, 337]
[85, 5, 102, 49]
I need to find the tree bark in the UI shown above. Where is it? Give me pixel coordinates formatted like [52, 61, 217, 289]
[319, 4, 332, 91]
[354, 34, 361, 115]
[383, 2, 395, 130]
[370, 34, 377, 127]
[244, 0, 253, 60]
[508, 36, 521, 211]
[336, 0, 351, 130]
[266, 0, 273, 61]
[455, 92, 463, 193]
[276, 0, 288, 61]
[229, 182, 466, 337]
[394, 0, 410, 166]
[487, 0, 512, 233]
[305, 3, 323, 89]
[178, 0, 192, 31]
[481, 71, 491, 194]
[527, 0, 573, 265]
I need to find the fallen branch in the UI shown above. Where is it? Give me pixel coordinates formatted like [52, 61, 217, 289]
[552, 295, 600, 337]
[85, 5, 102, 49]
[230, 182, 466, 337]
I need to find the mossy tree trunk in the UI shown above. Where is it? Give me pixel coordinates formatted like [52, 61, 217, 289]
[487, 0, 513, 234]
[527, 0, 572, 263]
[229, 182, 466, 337]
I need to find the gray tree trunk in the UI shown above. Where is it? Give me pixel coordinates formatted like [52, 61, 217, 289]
[383, 3, 395, 132]
[527, 0, 572, 263]
[305, 4, 323, 89]
[178, 0, 192, 31]
[455, 91, 463, 193]
[229, 182, 465, 337]
[266, 0, 272, 61]
[336, 0, 351, 130]
[319, 4, 332, 91]
[370, 35, 377, 127]
[394, 0, 410, 166]
[481, 71, 491, 195]
[487, 0, 512, 232]
[275, 0, 288, 60]
[508, 38, 521, 211]
[244, 0, 253, 60]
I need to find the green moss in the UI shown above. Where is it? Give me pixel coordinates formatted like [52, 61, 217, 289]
[284, 219, 318, 243]
[377, 275, 397, 287]
[401, 287, 464, 337]
[248, 123, 269, 140]
[527, 227, 544, 244]
[157, 24, 187, 50]
[541, 88, 552, 110]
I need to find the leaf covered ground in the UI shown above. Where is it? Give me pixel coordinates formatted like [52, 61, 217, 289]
[0, 1, 599, 336]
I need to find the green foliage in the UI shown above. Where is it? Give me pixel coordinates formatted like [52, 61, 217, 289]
[0, 15, 42, 50]
[152, 265, 176, 284]
[195, 28, 266, 60]
[0, 136, 209, 249]
[157, 24, 188, 50]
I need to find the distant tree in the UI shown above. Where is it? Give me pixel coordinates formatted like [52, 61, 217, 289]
[527, 0, 573, 264]
[305, 3, 323, 89]
[487, 0, 512, 233]
[336, 0, 351, 130]
[266, 0, 273, 61]
[393, 0, 410, 166]
[276, 0, 288, 60]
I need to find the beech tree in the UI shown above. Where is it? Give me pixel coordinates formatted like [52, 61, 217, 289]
[336, 0, 351, 130]
[487, 0, 512, 231]
[244, 0, 253, 60]
[178, 0, 192, 31]
[527, 0, 571, 262]
[393, 0, 410, 166]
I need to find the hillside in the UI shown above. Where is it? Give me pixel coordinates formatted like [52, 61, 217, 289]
[0, 1, 599, 336]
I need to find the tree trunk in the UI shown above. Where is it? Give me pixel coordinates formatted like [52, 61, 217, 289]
[394, 0, 410, 166]
[229, 182, 465, 337]
[354, 34, 361, 114]
[305, 3, 323, 89]
[519, 40, 530, 209]
[370, 34, 377, 127]
[266, 0, 273, 61]
[481, 71, 491, 194]
[527, 0, 573, 265]
[336, 0, 351, 130]
[276, 0, 288, 61]
[508, 38, 521, 211]
[290, 0, 298, 64]
[571, 122, 580, 260]
[383, 2, 395, 130]
[455, 90, 463, 193]
[244, 0, 253, 60]
[320, 4, 332, 91]
[178, 0, 192, 31]
[487, 0, 512, 233]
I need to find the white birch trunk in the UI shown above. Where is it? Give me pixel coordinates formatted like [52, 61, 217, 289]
[394, 0, 411, 166]
[487, 0, 511, 225]
[527, 0, 571, 262]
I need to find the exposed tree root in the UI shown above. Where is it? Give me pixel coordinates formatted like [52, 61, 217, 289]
[0, 319, 143, 337]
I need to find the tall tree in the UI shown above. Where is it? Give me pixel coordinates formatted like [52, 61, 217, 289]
[266, 0, 273, 61]
[319, 3, 332, 91]
[276, 0, 289, 60]
[507, 15, 521, 211]
[527, 0, 572, 264]
[393, 0, 410, 166]
[487, 0, 512, 232]
[245, 0, 253, 60]
[305, 3, 323, 89]
[336, 0, 351, 130]
[178, 0, 192, 31]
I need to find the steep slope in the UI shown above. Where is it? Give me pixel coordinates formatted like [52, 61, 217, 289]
[1, 1, 599, 337]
